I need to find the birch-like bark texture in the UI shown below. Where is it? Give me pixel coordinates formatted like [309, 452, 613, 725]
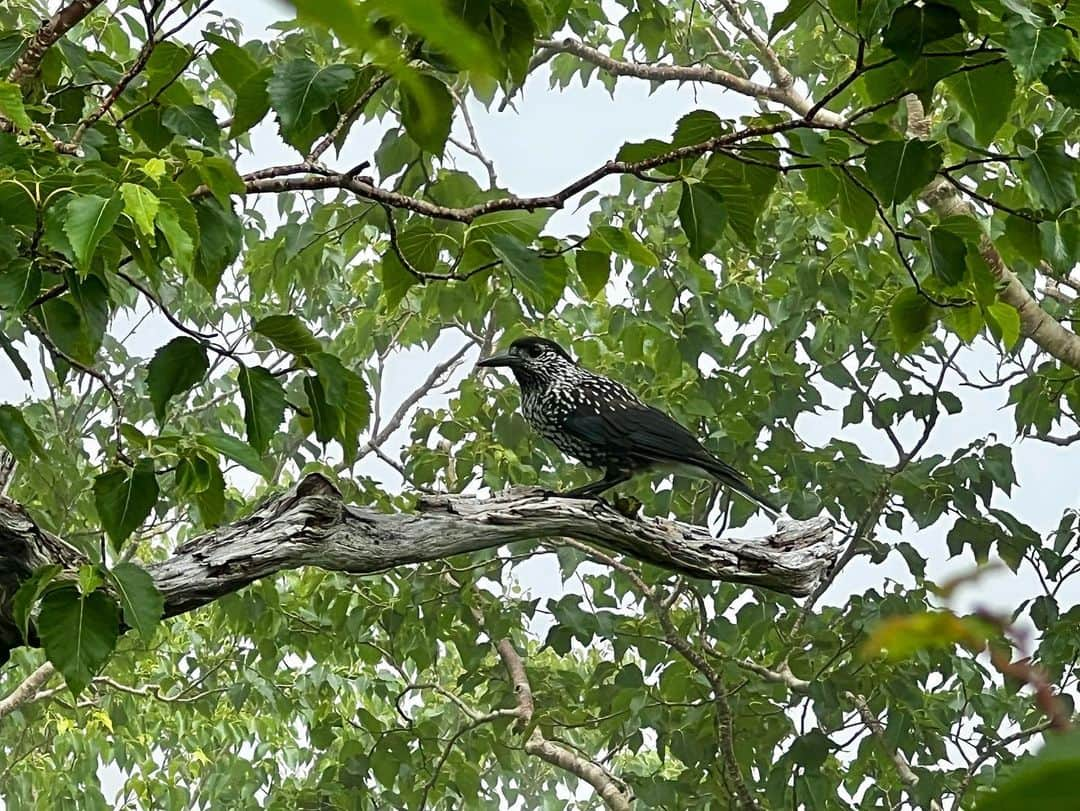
[0, 474, 838, 661]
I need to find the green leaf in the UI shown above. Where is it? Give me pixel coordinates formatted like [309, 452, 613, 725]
[253, 314, 323, 356]
[671, 110, 725, 146]
[489, 233, 565, 312]
[1003, 19, 1069, 82]
[38, 586, 120, 697]
[678, 181, 727, 258]
[380, 251, 418, 308]
[119, 183, 159, 239]
[834, 168, 876, 237]
[108, 562, 163, 640]
[927, 227, 968, 285]
[1044, 62, 1080, 108]
[147, 336, 210, 421]
[194, 458, 226, 525]
[267, 59, 354, 151]
[229, 67, 272, 138]
[889, 287, 935, 352]
[946, 304, 982, 343]
[0, 404, 44, 462]
[986, 301, 1021, 349]
[975, 730, 1080, 811]
[93, 459, 160, 548]
[156, 201, 196, 276]
[199, 431, 269, 477]
[705, 150, 779, 247]
[769, 0, 814, 37]
[339, 367, 371, 464]
[304, 375, 341, 443]
[575, 250, 610, 299]
[207, 34, 261, 92]
[399, 74, 454, 155]
[195, 156, 246, 207]
[0, 81, 32, 131]
[237, 364, 286, 454]
[864, 139, 943, 205]
[64, 194, 123, 273]
[12, 564, 62, 644]
[161, 104, 221, 145]
[944, 60, 1015, 146]
[1018, 132, 1077, 213]
[193, 197, 242, 293]
[39, 298, 95, 366]
[291, 0, 498, 77]
[881, 3, 963, 62]
[0, 259, 42, 312]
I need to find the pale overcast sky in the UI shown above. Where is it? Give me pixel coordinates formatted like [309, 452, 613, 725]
[1, 4, 1077, 787]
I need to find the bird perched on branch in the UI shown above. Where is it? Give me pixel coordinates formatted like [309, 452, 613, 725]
[477, 336, 781, 519]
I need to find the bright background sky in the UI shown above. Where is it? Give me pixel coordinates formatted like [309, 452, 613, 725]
[1, 0, 1077, 802]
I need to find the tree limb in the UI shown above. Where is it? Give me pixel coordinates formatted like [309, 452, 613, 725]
[0, 475, 839, 663]
[7, 0, 107, 87]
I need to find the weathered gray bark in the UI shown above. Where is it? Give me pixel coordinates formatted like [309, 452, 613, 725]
[0, 474, 839, 661]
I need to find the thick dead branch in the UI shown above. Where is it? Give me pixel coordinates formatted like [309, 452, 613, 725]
[0, 475, 839, 663]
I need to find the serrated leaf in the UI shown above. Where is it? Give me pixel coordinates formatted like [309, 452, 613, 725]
[881, 3, 963, 62]
[769, 0, 814, 36]
[194, 458, 226, 525]
[267, 59, 354, 151]
[705, 150, 779, 247]
[380, 251, 417, 308]
[678, 181, 727, 258]
[199, 431, 269, 477]
[986, 301, 1021, 349]
[575, 250, 610, 299]
[108, 562, 163, 640]
[944, 60, 1015, 146]
[38, 586, 120, 697]
[238, 364, 286, 454]
[1003, 19, 1069, 82]
[490, 233, 565, 313]
[93, 459, 160, 548]
[890, 287, 935, 352]
[64, 194, 123, 273]
[0, 403, 44, 462]
[304, 375, 341, 444]
[207, 34, 261, 92]
[927, 227, 968, 285]
[1044, 62, 1080, 108]
[399, 74, 454, 155]
[155, 202, 195, 276]
[161, 104, 220, 145]
[119, 183, 159, 239]
[0, 259, 42, 313]
[864, 139, 943, 205]
[229, 67, 272, 138]
[147, 336, 209, 421]
[0, 81, 32, 131]
[1018, 132, 1077, 213]
[253, 314, 322, 356]
[12, 564, 62, 644]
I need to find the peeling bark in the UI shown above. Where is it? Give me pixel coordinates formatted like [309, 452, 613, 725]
[0, 474, 839, 662]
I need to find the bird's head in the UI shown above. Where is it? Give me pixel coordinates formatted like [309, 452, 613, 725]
[476, 336, 577, 387]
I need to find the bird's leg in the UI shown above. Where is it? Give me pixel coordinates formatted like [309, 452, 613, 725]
[558, 467, 632, 499]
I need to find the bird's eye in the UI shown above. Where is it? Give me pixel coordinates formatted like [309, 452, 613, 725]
[529, 345, 542, 358]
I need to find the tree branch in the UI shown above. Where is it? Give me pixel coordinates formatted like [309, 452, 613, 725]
[0, 475, 838, 663]
[0, 662, 56, 721]
[7, 0, 107, 87]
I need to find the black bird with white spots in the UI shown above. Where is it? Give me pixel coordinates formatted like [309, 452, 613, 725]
[477, 336, 780, 518]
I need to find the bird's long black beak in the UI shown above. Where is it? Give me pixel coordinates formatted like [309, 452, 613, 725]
[476, 353, 516, 368]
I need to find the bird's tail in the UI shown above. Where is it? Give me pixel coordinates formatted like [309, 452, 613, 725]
[702, 457, 782, 520]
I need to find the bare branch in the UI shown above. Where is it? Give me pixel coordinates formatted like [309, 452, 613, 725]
[0, 662, 56, 721]
[0, 475, 839, 663]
